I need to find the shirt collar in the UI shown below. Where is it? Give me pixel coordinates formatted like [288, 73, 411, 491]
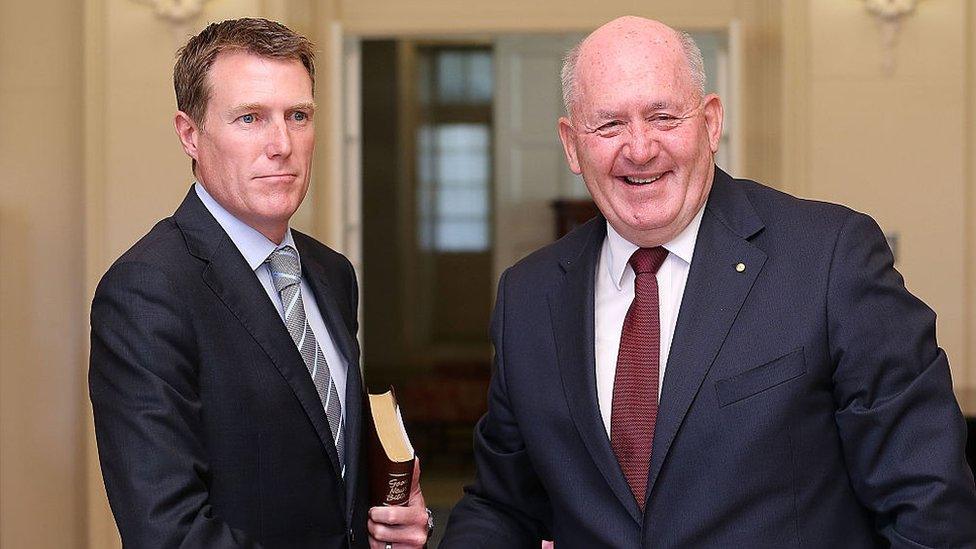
[194, 182, 297, 272]
[605, 202, 706, 290]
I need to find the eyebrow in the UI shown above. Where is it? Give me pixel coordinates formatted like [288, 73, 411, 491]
[594, 109, 623, 121]
[291, 101, 317, 112]
[225, 103, 262, 117]
[224, 101, 317, 117]
[592, 101, 676, 120]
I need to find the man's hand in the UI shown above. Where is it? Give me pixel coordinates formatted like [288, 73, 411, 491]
[368, 458, 430, 548]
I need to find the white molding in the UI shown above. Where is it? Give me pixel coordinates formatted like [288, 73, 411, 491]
[325, 20, 345, 249]
[727, 18, 744, 177]
[342, 36, 362, 268]
[84, 0, 120, 544]
[863, 0, 918, 74]
[130, 0, 209, 24]
[780, 0, 811, 197]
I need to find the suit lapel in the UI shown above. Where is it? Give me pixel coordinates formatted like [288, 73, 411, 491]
[299, 250, 360, 370]
[644, 170, 767, 501]
[297, 243, 364, 521]
[549, 219, 643, 525]
[342, 353, 364, 524]
[173, 189, 345, 481]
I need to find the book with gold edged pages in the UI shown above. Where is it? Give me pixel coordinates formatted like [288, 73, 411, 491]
[366, 387, 415, 506]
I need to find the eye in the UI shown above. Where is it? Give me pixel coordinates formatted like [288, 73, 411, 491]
[291, 111, 309, 122]
[649, 113, 683, 130]
[593, 120, 624, 136]
[239, 113, 256, 124]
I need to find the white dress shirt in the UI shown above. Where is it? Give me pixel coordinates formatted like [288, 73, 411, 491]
[594, 206, 705, 437]
[195, 183, 347, 411]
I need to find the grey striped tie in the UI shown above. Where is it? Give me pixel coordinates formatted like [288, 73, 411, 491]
[266, 246, 345, 472]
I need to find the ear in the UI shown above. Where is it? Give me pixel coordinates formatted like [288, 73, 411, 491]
[702, 94, 724, 153]
[174, 111, 201, 160]
[557, 116, 582, 174]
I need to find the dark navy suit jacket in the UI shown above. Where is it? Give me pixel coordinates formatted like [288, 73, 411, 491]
[443, 169, 976, 548]
[90, 188, 368, 548]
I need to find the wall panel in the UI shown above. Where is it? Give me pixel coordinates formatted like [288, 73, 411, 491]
[0, 0, 86, 547]
[786, 0, 971, 387]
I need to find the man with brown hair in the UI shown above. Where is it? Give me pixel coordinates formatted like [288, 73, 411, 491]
[90, 18, 431, 548]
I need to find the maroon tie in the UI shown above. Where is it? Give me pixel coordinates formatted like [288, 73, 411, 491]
[611, 246, 668, 511]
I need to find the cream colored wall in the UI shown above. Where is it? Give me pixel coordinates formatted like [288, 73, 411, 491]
[782, 1, 974, 390]
[969, 4, 976, 399]
[1, 0, 972, 547]
[0, 0, 87, 546]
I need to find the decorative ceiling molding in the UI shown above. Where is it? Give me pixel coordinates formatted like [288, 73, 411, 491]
[131, 0, 210, 26]
[863, 0, 918, 74]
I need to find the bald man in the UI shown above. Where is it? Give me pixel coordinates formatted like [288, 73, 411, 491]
[442, 16, 976, 548]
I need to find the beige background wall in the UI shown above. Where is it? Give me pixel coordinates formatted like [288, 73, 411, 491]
[1, 0, 87, 546]
[0, 0, 972, 546]
[782, 0, 973, 389]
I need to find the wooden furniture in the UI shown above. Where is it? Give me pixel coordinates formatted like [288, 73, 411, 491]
[552, 199, 600, 239]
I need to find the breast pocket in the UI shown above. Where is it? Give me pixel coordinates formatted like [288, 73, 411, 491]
[715, 348, 806, 407]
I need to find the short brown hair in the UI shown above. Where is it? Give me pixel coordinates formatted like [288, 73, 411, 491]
[174, 17, 316, 126]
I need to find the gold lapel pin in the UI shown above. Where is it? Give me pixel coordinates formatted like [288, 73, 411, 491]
[735, 262, 746, 273]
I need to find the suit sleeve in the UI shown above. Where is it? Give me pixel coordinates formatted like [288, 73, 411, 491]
[89, 261, 261, 549]
[441, 270, 552, 548]
[827, 212, 976, 548]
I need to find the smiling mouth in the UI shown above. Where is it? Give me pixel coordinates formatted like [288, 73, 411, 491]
[621, 173, 665, 185]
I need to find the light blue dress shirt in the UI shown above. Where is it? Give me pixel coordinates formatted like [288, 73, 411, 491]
[194, 182, 347, 414]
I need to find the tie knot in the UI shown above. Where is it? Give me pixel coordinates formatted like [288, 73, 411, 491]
[629, 247, 668, 275]
[266, 245, 301, 292]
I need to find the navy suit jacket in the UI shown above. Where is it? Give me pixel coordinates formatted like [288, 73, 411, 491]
[90, 188, 368, 548]
[443, 169, 976, 548]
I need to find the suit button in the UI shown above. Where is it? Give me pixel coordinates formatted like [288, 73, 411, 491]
[348, 528, 355, 544]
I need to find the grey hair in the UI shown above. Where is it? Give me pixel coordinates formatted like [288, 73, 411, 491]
[560, 30, 706, 117]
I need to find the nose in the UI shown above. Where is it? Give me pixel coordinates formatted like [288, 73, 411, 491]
[265, 119, 292, 158]
[622, 121, 659, 166]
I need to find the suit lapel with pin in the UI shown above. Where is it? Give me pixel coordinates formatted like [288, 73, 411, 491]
[549, 168, 767, 525]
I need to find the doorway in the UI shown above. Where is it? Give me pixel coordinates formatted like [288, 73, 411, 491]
[360, 40, 496, 540]
[356, 30, 737, 544]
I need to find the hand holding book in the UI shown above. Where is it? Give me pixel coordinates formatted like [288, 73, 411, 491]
[367, 458, 429, 547]
[366, 388, 432, 548]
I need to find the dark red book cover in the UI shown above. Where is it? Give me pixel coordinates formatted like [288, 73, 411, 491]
[366, 388, 415, 506]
